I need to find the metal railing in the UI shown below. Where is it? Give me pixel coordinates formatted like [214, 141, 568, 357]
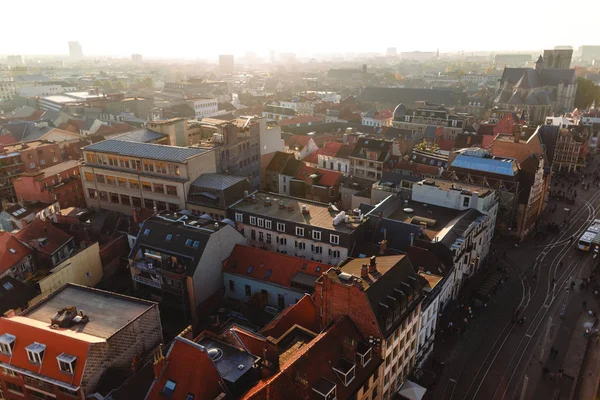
[132, 274, 162, 289]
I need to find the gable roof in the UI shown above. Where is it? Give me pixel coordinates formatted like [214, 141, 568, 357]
[146, 336, 225, 400]
[84, 139, 209, 163]
[350, 137, 392, 161]
[223, 245, 330, 290]
[302, 141, 348, 164]
[286, 134, 312, 150]
[260, 295, 320, 338]
[279, 116, 324, 127]
[359, 87, 466, 108]
[266, 152, 295, 173]
[0, 276, 39, 315]
[281, 158, 304, 176]
[293, 163, 343, 187]
[112, 129, 167, 143]
[14, 219, 72, 256]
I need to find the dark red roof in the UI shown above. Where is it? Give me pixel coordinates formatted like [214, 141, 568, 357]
[294, 163, 342, 187]
[0, 134, 17, 145]
[302, 141, 344, 164]
[223, 245, 330, 289]
[95, 122, 136, 136]
[14, 219, 73, 256]
[146, 337, 224, 400]
[437, 138, 455, 151]
[0, 231, 32, 274]
[477, 123, 496, 136]
[261, 295, 320, 338]
[279, 115, 324, 126]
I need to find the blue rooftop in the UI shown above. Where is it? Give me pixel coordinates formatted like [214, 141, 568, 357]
[451, 154, 518, 176]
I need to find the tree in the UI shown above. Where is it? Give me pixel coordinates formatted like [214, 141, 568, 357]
[141, 77, 154, 89]
[575, 77, 600, 109]
[114, 81, 125, 91]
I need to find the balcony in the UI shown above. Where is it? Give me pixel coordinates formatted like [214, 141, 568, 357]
[23, 376, 54, 392]
[132, 259, 187, 278]
[132, 274, 162, 289]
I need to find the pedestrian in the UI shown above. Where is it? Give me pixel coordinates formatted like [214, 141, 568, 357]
[583, 301, 587, 309]
[559, 368, 564, 377]
[550, 346, 555, 357]
[543, 367, 549, 378]
[553, 349, 558, 360]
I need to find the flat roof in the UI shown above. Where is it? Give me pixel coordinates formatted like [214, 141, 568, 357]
[20, 159, 81, 177]
[340, 255, 405, 282]
[231, 192, 362, 233]
[22, 284, 155, 339]
[417, 179, 492, 198]
[84, 139, 210, 163]
[388, 202, 463, 240]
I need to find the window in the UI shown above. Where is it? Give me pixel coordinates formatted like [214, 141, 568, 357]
[110, 192, 120, 203]
[161, 380, 177, 398]
[257, 218, 264, 227]
[251, 230, 256, 240]
[296, 227, 304, 237]
[154, 183, 165, 194]
[279, 237, 287, 246]
[99, 191, 108, 202]
[265, 220, 272, 229]
[1, 367, 17, 377]
[250, 216, 257, 225]
[229, 280, 235, 292]
[312, 230, 322, 240]
[330, 234, 340, 245]
[5, 382, 23, 395]
[26, 342, 46, 365]
[165, 234, 173, 242]
[166, 185, 177, 196]
[129, 179, 140, 189]
[0, 334, 15, 355]
[143, 228, 151, 236]
[277, 222, 285, 232]
[132, 197, 142, 207]
[87, 188, 98, 199]
[106, 176, 116, 185]
[235, 213, 243, 222]
[463, 197, 470, 207]
[84, 172, 94, 182]
[192, 241, 200, 248]
[313, 246, 323, 254]
[186, 394, 195, 400]
[296, 241, 306, 250]
[331, 250, 340, 259]
[142, 181, 152, 192]
[143, 161, 154, 172]
[121, 194, 131, 205]
[57, 353, 77, 374]
[259, 232, 264, 242]
[245, 285, 252, 297]
[266, 233, 272, 244]
[185, 239, 193, 246]
[118, 177, 127, 187]
[95, 174, 105, 183]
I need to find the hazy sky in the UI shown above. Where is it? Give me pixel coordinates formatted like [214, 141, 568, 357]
[4, 0, 600, 59]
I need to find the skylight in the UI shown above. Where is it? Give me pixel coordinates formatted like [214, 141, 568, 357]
[165, 234, 172, 242]
[143, 229, 150, 236]
[8, 248, 16, 254]
[248, 266, 254, 274]
[185, 239, 193, 246]
[2, 282, 13, 291]
[265, 270, 272, 279]
[192, 241, 200, 248]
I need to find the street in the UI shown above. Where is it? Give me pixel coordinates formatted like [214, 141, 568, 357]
[429, 161, 600, 400]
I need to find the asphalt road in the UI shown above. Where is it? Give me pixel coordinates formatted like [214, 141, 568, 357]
[432, 164, 600, 400]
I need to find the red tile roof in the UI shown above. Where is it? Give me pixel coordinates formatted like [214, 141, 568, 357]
[286, 135, 312, 149]
[481, 135, 494, 149]
[146, 337, 224, 400]
[0, 317, 90, 388]
[0, 134, 17, 145]
[223, 245, 331, 289]
[0, 231, 32, 274]
[261, 295, 320, 338]
[294, 163, 343, 187]
[95, 122, 136, 136]
[376, 108, 393, 120]
[279, 115, 324, 126]
[477, 123, 496, 136]
[244, 316, 381, 400]
[303, 141, 344, 164]
[14, 219, 73, 256]
[58, 123, 78, 133]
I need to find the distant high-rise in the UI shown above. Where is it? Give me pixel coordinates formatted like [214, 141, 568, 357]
[386, 47, 397, 57]
[543, 48, 572, 69]
[68, 41, 83, 60]
[6, 55, 24, 67]
[132, 54, 143, 63]
[269, 50, 276, 64]
[580, 46, 600, 63]
[219, 54, 234, 74]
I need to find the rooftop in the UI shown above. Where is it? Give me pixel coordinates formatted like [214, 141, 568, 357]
[112, 129, 168, 143]
[21, 284, 156, 340]
[4, 201, 54, 219]
[84, 139, 210, 163]
[0, 276, 39, 315]
[14, 219, 72, 256]
[231, 192, 363, 233]
[19, 159, 81, 177]
[416, 179, 493, 198]
[0, 231, 32, 274]
[387, 202, 463, 240]
[451, 148, 519, 176]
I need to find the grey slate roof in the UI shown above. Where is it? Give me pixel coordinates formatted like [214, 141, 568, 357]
[359, 87, 466, 108]
[84, 139, 209, 162]
[439, 208, 485, 248]
[2, 121, 55, 142]
[113, 129, 168, 143]
[500, 67, 575, 87]
[82, 118, 97, 131]
[350, 137, 392, 161]
[190, 173, 248, 191]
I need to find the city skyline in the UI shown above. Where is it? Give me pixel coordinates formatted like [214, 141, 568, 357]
[3, 0, 600, 59]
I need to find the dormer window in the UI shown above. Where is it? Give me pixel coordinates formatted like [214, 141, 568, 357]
[356, 342, 372, 367]
[57, 353, 77, 374]
[26, 342, 46, 365]
[0, 333, 16, 355]
[313, 378, 337, 400]
[333, 358, 356, 386]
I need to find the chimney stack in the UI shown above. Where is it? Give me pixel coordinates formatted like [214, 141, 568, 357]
[378, 212, 383, 221]
[361, 264, 368, 279]
[380, 239, 387, 255]
[410, 233, 415, 246]
[368, 256, 377, 273]
[152, 344, 165, 379]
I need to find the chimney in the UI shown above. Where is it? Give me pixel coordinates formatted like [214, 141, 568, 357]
[361, 264, 369, 279]
[380, 239, 387, 255]
[152, 344, 165, 379]
[378, 212, 383, 221]
[472, 191, 479, 207]
[368, 256, 377, 273]
[512, 124, 521, 143]
[410, 233, 415, 246]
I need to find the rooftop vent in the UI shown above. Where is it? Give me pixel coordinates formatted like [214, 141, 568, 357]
[301, 205, 310, 215]
[339, 272, 353, 281]
[207, 348, 223, 361]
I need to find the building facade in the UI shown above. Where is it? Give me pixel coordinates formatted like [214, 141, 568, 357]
[81, 139, 216, 215]
[349, 137, 392, 181]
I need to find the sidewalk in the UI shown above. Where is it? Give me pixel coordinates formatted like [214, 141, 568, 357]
[575, 336, 600, 400]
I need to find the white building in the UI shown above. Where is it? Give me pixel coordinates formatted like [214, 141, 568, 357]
[18, 85, 75, 97]
[193, 98, 221, 119]
[228, 192, 363, 266]
[279, 100, 314, 116]
[361, 110, 393, 128]
[223, 245, 327, 310]
[0, 79, 17, 101]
